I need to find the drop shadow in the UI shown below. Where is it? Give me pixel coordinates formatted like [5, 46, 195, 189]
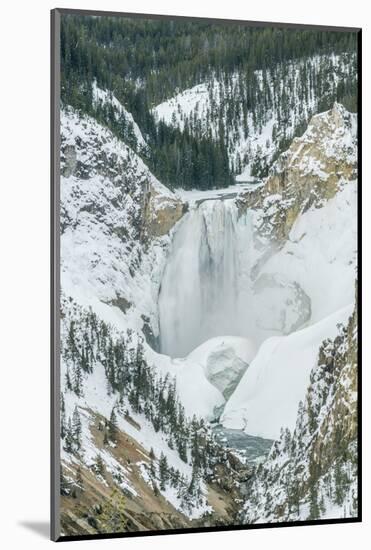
[18, 521, 49, 539]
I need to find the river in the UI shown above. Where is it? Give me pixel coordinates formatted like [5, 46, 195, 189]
[212, 425, 273, 464]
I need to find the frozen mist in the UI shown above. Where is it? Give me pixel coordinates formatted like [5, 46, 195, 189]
[159, 199, 250, 357]
[157, 180, 356, 361]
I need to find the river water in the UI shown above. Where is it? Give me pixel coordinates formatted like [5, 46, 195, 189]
[212, 425, 273, 463]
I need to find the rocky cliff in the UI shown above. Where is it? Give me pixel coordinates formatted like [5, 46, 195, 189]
[237, 103, 357, 243]
[61, 107, 186, 242]
[60, 107, 186, 337]
[220, 103, 357, 444]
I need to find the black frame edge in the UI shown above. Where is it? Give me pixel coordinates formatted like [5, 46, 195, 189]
[54, 7, 361, 32]
[51, 7, 61, 543]
[57, 517, 362, 543]
[356, 27, 362, 523]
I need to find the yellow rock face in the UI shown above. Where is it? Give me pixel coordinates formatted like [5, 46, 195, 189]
[144, 185, 187, 238]
[238, 103, 357, 244]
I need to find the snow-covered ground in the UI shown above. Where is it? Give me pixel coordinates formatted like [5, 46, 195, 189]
[60, 99, 358, 524]
[145, 345, 225, 420]
[221, 303, 353, 439]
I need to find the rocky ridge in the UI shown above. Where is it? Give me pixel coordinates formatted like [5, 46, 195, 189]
[237, 103, 357, 244]
[60, 107, 186, 336]
[61, 107, 186, 241]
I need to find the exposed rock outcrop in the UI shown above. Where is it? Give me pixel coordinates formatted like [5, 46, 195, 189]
[61, 107, 186, 244]
[237, 103, 357, 244]
[143, 187, 188, 238]
[60, 107, 186, 341]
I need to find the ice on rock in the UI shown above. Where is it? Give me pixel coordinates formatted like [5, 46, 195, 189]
[187, 336, 256, 400]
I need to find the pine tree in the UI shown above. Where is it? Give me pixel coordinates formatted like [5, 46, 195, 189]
[308, 484, 320, 520]
[319, 493, 326, 515]
[94, 454, 105, 477]
[153, 482, 160, 496]
[334, 461, 345, 506]
[68, 320, 77, 360]
[73, 362, 83, 397]
[60, 393, 66, 439]
[159, 452, 169, 491]
[72, 406, 82, 450]
[65, 366, 72, 392]
[71, 466, 84, 498]
[76, 467, 84, 492]
[149, 456, 156, 480]
[108, 407, 118, 443]
[64, 417, 74, 453]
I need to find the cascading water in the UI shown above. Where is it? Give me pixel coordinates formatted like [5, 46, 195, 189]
[158, 193, 311, 358]
[159, 199, 250, 357]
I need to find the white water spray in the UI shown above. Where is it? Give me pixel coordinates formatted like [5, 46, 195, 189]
[159, 199, 250, 357]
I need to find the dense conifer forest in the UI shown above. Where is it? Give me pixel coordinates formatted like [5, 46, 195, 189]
[60, 15, 357, 189]
[61, 299, 240, 521]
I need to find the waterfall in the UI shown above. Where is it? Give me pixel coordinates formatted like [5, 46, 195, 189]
[159, 199, 247, 357]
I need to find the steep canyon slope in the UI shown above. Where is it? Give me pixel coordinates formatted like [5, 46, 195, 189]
[59, 98, 358, 534]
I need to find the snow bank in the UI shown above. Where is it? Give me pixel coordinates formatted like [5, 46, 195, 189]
[261, 180, 357, 325]
[187, 336, 256, 399]
[145, 346, 225, 421]
[145, 336, 256, 419]
[221, 304, 353, 440]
